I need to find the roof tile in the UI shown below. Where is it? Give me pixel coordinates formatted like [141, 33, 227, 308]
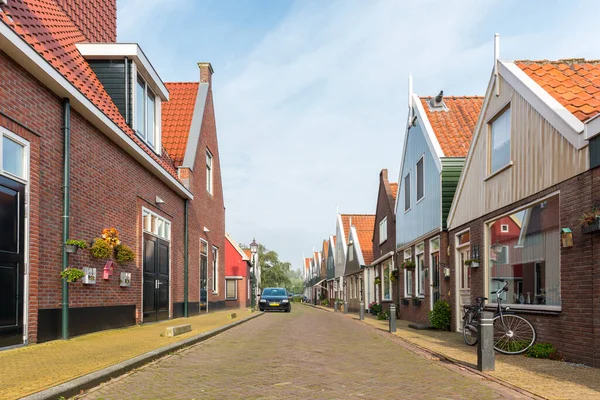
[162, 82, 199, 166]
[389, 182, 398, 201]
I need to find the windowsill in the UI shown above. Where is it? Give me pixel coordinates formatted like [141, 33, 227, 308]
[484, 161, 513, 181]
[416, 196, 425, 205]
[404, 207, 411, 214]
[381, 300, 393, 303]
[485, 303, 561, 314]
[226, 298, 237, 301]
[379, 238, 388, 245]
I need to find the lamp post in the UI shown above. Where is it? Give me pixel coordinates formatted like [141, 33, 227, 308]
[250, 238, 258, 310]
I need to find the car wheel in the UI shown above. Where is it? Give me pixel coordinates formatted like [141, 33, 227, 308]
[259, 308, 264, 312]
[285, 308, 291, 313]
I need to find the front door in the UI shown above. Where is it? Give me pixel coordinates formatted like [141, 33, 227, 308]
[430, 252, 440, 309]
[457, 246, 471, 330]
[0, 176, 25, 347]
[143, 234, 169, 322]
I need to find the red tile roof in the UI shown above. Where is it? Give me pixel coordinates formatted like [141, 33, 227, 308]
[322, 240, 329, 259]
[389, 182, 398, 201]
[420, 96, 483, 157]
[304, 258, 311, 270]
[332, 236, 337, 246]
[243, 249, 252, 259]
[162, 82, 199, 166]
[351, 215, 375, 265]
[517, 59, 600, 122]
[0, 0, 180, 180]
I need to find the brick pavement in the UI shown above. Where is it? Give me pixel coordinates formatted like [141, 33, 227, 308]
[78, 306, 531, 399]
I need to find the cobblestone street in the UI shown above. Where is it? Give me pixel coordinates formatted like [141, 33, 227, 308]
[78, 306, 531, 399]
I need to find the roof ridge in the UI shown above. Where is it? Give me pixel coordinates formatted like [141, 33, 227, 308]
[165, 81, 200, 85]
[419, 95, 484, 99]
[516, 58, 600, 65]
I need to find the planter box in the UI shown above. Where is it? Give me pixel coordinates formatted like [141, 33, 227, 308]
[582, 218, 600, 234]
[119, 272, 131, 287]
[82, 267, 96, 285]
[412, 298, 422, 306]
[401, 299, 410, 306]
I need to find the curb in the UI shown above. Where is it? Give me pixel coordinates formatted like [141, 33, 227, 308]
[300, 303, 334, 312]
[347, 315, 545, 399]
[21, 312, 264, 400]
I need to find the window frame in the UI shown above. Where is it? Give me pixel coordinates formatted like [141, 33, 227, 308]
[134, 73, 160, 153]
[404, 172, 411, 212]
[379, 216, 388, 244]
[382, 259, 392, 301]
[415, 242, 425, 298]
[211, 246, 219, 293]
[142, 208, 171, 241]
[403, 249, 413, 297]
[501, 224, 509, 233]
[487, 104, 512, 176]
[0, 128, 29, 183]
[225, 278, 237, 300]
[416, 155, 424, 203]
[206, 149, 213, 194]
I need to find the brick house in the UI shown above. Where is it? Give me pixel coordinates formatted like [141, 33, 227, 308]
[370, 169, 398, 314]
[224, 234, 251, 309]
[394, 86, 482, 326]
[0, 0, 224, 348]
[342, 215, 375, 313]
[447, 47, 600, 365]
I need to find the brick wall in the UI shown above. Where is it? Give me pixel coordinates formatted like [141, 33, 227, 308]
[55, 0, 117, 43]
[449, 170, 600, 367]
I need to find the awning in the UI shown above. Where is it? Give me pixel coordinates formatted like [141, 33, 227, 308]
[312, 278, 326, 287]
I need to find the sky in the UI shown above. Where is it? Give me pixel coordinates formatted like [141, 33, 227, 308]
[117, 0, 600, 270]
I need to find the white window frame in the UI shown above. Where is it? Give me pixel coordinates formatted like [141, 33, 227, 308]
[415, 242, 425, 298]
[225, 278, 237, 300]
[0, 128, 29, 183]
[134, 73, 160, 153]
[379, 216, 388, 244]
[501, 224, 509, 233]
[212, 246, 219, 293]
[488, 105, 512, 176]
[416, 155, 424, 203]
[142, 208, 171, 241]
[206, 149, 213, 194]
[348, 243, 354, 262]
[382, 259, 392, 301]
[403, 249, 413, 297]
[404, 172, 411, 212]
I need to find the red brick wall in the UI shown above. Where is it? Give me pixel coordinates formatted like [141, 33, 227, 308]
[449, 171, 600, 367]
[0, 50, 185, 342]
[55, 0, 117, 43]
[186, 65, 226, 309]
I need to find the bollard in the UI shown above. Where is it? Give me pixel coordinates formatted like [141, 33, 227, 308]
[334, 301, 338, 312]
[344, 301, 348, 314]
[359, 301, 364, 320]
[389, 304, 396, 333]
[477, 311, 495, 371]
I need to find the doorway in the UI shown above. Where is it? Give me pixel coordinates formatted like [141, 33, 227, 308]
[143, 234, 169, 322]
[430, 251, 440, 309]
[0, 176, 25, 347]
[455, 238, 471, 331]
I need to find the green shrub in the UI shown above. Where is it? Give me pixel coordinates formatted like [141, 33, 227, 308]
[376, 311, 389, 320]
[370, 303, 382, 315]
[61, 267, 84, 283]
[115, 244, 135, 263]
[526, 343, 560, 360]
[65, 239, 88, 249]
[428, 300, 451, 330]
[90, 238, 112, 259]
[320, 298, 330, 306]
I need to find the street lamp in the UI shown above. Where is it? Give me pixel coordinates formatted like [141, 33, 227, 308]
[250, 238, 258, 310]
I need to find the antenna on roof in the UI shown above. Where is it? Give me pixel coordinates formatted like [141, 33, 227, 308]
[494, 33, 500, 97]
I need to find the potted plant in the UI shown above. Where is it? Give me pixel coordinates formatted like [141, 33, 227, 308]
[374, 277, 381, 285]
[412, 297, 422, 306]
[390, 272, 398, 283]
[60, 267, 85, 283]
[90, 238, 112, 259]
[401, 297, 410, 306]
[115, 244, 135, 263]
[402, 260, 416, 269]
[464, 258, 480, 268]
[580, 208, 600, 233]
[64, 239, 87, 254]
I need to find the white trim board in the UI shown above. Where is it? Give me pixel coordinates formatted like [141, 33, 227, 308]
[182, 83, 209, 170]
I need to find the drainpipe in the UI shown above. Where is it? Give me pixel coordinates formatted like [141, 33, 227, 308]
[184, 199, 189, 317]
[61, 98, 71, 340]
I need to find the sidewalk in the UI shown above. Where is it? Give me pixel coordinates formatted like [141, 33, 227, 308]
[334, 309, 600, 400]
[0, 308, 256, 399]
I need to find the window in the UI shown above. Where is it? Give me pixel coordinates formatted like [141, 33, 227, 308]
[226, 279, 237, 300]
[489, 107, 511, 174]
[379, 217, 388, 244]
[501, 224, 509, 233]
[382, 259, 392, 301]
[135, 75, 159, 150]
[206, 150, 213, 194]
[487, 195, 560, 308]
[2, 135, 26, 179]
[404, 249, 413, 297]
[348, 244, 354, 261]
[200, 240, 208, 301]
[212, 246, 218, 293]
[404, 173, 411, 211]
[416, 243, 425, 297]
[142, 209, 170, 240]
[416, 157, 424, 201]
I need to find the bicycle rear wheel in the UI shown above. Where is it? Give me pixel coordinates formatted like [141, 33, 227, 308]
[462, 313, 478, 346]
[492, 314, 536, 355]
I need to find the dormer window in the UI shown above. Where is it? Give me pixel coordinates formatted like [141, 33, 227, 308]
[135, 74, 158, 149]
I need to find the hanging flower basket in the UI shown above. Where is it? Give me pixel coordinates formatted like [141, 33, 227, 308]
[402, 260, 416, 269]
[401, 298, 410, 306]
[374, 277, 381, 285]
[581, 213, 600, 234]
[412, 297, 422, 306]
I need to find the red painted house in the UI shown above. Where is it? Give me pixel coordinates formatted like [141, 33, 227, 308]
[224, 234, 251, 309]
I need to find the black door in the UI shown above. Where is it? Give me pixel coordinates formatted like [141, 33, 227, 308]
[432, 252, 440, 305]
[0, 176, 25, 347]
[143, 234, 169, 322]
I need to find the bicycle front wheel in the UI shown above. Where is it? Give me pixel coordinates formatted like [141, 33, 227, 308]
[462, 314, 478, 346]
[492, 314, 536, 355]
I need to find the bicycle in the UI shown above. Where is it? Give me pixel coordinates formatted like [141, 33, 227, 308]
[462, 278, 537, 355]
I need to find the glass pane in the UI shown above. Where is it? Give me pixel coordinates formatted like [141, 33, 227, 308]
[143, 213, 151, 232]
[488, 195, 560, 306]
[406, 270, 413, 296]
[383, 262, 390, 300]
[416, 242, 424, 254]
[151, 215, 157, 234]
[416, 158, 424, 200]
[3, 137, 24, 178]
[418, 254, 425, 296]
[157, 219, 164, 238]
[430, 238, 440, 252]
[404, 173, 411, 211]
[458, 231, 470, 246]
[147, 92, 155, 147]
[136, 76, 146, 138]
[165, 222, 170, 240]
[490, 108, 511, 173]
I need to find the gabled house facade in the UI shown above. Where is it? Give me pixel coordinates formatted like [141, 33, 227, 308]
[224, 234, 251, 309]
[371, 170, 398, 313]
[0, 0, 225, 348]
[447, 50, 599, 366]
[333, 214, 351, 303]
[395, 86, 482, 325]
[343, 215, 375, 312]
[326, 235, 337, 307]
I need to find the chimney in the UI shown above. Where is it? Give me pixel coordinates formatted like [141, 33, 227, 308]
[55, 0, 117, 43]
[198, 62, 214, 85]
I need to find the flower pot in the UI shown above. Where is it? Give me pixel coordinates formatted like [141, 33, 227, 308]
[582, 217, 600, 234]
[64, 244, 79, 254]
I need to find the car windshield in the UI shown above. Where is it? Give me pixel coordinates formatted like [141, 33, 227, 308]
[262, 288, 286, 296]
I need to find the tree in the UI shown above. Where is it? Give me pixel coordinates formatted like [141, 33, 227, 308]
[240, 242, 292, 291]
